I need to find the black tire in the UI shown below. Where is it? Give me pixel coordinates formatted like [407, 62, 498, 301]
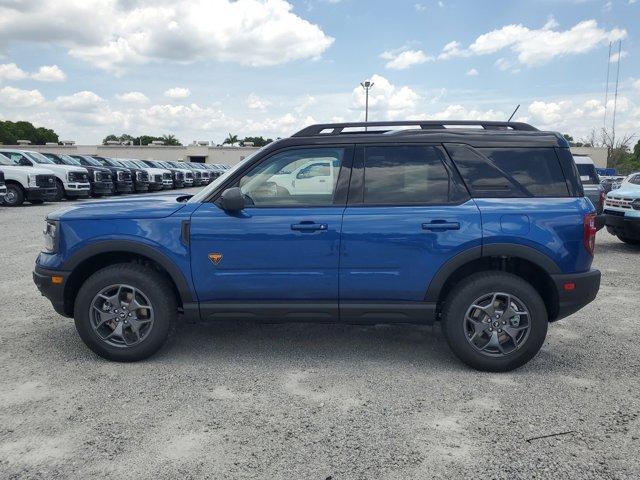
[54, 179, 65, 201]
[618, 236, 640, 246]
[441, 272, 548, 372]
[3, 184, 25, 206]
[30, 199, 44, 204]
[74, 263, 177, 361]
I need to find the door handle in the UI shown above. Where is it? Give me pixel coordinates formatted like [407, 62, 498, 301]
[291, 222, 328, 232]
[422, 220, 460, 231]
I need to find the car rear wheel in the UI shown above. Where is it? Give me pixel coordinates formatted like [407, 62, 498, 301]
[3, 184, 25, 206]
[441, 272, 548, 372]
[74, 263, 177, 361]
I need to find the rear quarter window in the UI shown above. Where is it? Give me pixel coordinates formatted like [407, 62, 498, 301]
[445, 144, 569, 198]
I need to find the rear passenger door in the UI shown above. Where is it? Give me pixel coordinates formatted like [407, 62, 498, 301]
[339, 144, 482, 321]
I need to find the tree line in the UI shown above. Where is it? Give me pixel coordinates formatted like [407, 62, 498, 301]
[0, 120, 58, 145]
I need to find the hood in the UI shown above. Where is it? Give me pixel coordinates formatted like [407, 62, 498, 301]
[608, 185, 640, 198]
[39, 163, 88, 174]
[83, 165, 111, 174]
[48, 193, 190, 221]
[144, 167, 170, 175]
[0, 165, 56, 176]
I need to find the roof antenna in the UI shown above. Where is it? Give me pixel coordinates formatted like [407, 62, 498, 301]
[507, 104, 520, 122]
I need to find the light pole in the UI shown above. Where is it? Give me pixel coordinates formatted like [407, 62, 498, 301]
[360, 80, 374, 130]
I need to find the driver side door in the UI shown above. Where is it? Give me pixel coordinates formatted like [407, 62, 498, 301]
[189, 146, 353, 321]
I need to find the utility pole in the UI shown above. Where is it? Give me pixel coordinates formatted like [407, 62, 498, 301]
[603, 41, 612, 130]
[360, 80, 374, 130]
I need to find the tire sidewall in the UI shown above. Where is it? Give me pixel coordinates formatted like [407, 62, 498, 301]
[74, 265, 175, 361]
[54, 179, 65, 201]
[4, 184, 24, 206]
[442, 272, 548, 372]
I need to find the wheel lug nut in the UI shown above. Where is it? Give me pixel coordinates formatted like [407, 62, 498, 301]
[498, 328, 502, 333]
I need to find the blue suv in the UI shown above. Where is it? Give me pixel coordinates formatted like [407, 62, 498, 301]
[33, 121, 600, 371]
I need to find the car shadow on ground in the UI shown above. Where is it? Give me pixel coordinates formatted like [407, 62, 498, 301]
[163, 320, 456, 367]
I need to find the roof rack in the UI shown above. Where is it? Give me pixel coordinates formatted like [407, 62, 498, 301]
[292, 120, 538, 137]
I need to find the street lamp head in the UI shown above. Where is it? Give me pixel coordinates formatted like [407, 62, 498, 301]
[361, 80, 374, 89]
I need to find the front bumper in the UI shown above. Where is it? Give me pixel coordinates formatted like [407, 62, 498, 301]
[148, 182, 164, 191]
[550, 269, 601, 321]
[64, 182, 91, 197]
[134, 181, 150, 192]
[27, 187, 57, 201]
[91, 181, 114, 195]
[605, 212, 640, 240]
[115, 181, 134, 193]
[33, 265, 70, 317]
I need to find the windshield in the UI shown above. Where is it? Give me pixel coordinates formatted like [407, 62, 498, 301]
[628, 174, 640, 185]
[576, 163, 599, 185]
[0, 153, 15, 166]
[58, 154, 82, 166]
[188, 146, 266, 204]
[132, 160, 148, 168]
[91, 157, 110, 167]
[80, 156, 103, 167]
[105, 158, 124, 167]
[25, 151, 55, 164]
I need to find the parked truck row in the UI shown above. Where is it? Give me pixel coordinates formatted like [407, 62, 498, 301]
[0, 149, 229, 207]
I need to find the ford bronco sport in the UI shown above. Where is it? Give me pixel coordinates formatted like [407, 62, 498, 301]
[33, 121, 600, 371]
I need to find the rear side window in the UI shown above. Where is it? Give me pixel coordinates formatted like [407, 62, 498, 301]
[445, 145, 569, 198]
[362, 145, 452, 205]
[479, 148, 569, 197]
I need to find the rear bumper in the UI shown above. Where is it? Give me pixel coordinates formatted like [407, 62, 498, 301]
[33, 265, 70, 317]
[605, 213, 640, 239]
[550, 269, 601, 321]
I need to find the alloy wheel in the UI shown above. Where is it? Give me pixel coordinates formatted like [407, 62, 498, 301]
[89, 284, 154, 348]
[463, 292, 531, 357]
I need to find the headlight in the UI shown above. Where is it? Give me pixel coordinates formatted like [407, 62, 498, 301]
[632, 199, 640, 211]
[43, 219, 58, 253]
[27, 174, 38, 187]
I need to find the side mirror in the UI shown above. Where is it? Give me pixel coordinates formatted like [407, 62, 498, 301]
[218, 187, 245, 212]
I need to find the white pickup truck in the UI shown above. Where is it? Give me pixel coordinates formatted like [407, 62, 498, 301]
[0, 152, 57, 206]
[604, 172, 640, 246]
[0, 149, 90, 201]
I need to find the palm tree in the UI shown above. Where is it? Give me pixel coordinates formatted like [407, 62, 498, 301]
[223, 133, 239, 146]
[161, 134, 181, 146]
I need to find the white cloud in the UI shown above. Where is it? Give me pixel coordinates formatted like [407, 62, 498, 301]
[31, 65, 66, 82]
[351, 74, 421, 119]
[494, 58, 511, 71]
[54, 91, 106, 111]
[0, 63, 28, 81]
[115, 91, 149, 103]
[439, 19, 626, 66]
[466, 68, 479, 76]
[609, 50, 628, 63]
[245, 93, 271, 110]
[0, 86, 45, 107]
[414, 3, 428, 11]
[425, 104, 504, 121]
[0, 0, 334, 73]
[381, 49, 433, 70]
[294, 95, 317, 113]
[164, 87, 190, 99]
[634, 79, 640, 93]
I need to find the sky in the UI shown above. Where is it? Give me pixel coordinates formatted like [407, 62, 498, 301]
[0, 0, 638, 145]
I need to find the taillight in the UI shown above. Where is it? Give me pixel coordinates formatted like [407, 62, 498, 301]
[583, 212, 597, 256]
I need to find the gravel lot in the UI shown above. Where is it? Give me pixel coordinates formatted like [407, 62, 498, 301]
[1, 191, 639, 479]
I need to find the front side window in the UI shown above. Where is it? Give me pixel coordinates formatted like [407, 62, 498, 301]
[363, 145, 451, 205]
[237, 148, 345, 207]
[2, 152, 31, 166]
[628, 174, 640, 185]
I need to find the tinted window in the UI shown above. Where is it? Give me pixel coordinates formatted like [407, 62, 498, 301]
[629, 174, 640, 185]
[363, 146, 451, 204]
[446, 145, 569, 197]
[575, 163, 599, 185]
[238, 148, 344, 206]
[479, 148, 569, 197]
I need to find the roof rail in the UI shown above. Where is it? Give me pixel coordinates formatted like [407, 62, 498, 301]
[292, 120, 538, 137]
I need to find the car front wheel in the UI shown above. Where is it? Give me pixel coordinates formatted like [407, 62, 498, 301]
[74, 263, 177, 361]
[618, 236, 640, 246]
[441, 272, 548, 372]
